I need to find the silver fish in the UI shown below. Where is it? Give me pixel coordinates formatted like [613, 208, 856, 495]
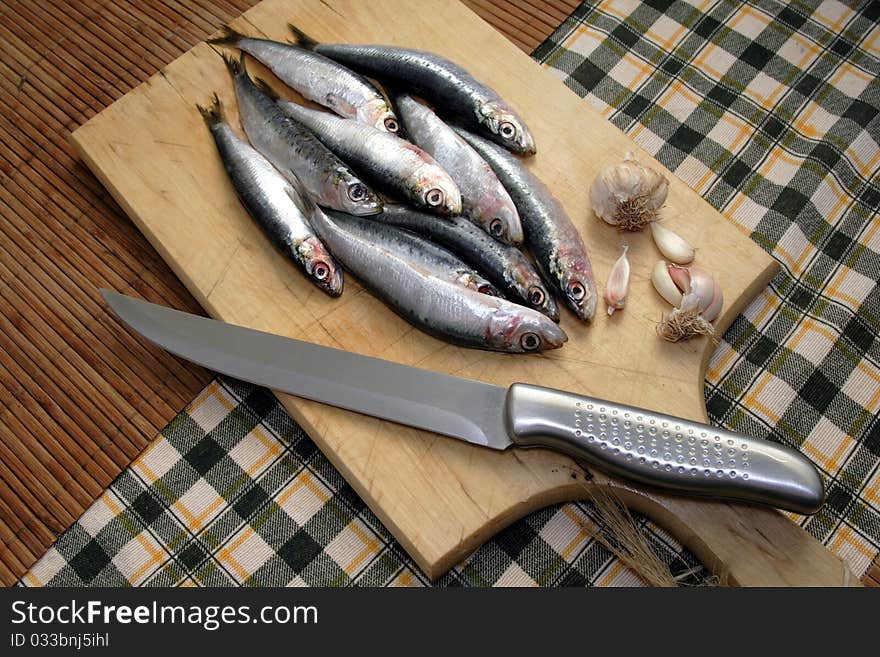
[290, 26, 535, 155]
[324, 209, 501, 297]
[309, 209, 567, 352]
[197, 95, 343, 296]
[393, 93, 523, 245]
[221, 53, 381, 216]
[275, 99, 462, 216]
[371, 205, 559, 322]
[456, 128, 598, 321]
[209, 25, 401, 134]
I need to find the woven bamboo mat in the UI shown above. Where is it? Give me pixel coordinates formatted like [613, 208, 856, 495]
[0, 0, 580, 587]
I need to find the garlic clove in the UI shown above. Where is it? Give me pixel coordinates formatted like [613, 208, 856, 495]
[685, 266, 716, 311]
[650, 222, 694, 264]
[603, 244, 630, 315]
[702, 277, 724, 322]
[667, 264, 691, 293]
[678, 292, 702, 312]
[666, 264, 715, 311]
[651, 261, 682, 307]
[590, 154, 669, 231]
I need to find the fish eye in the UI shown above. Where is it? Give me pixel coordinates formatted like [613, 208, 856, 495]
[425, 188, 444, 207]
[528, 286, 545, 306]
[489, 218, 505, 237]
[313, 261, 330, 281]
[347, 183, 367, 201]
[499, 122, 516, 139]
[520, 332, 541, 351]
[384, 117, 399, 133]
[478, 284, 497, 296]
[568, 281, 586, 301]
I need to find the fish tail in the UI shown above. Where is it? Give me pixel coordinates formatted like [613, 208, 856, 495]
[219, 50, 244, 77]
[196, 93, 223, 127]
[253, 77, 279, 101]
[288, 23, 319, 50]
[207, 24, 246, 46]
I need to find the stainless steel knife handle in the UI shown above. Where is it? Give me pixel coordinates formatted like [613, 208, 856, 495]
[504, 383, 825, 514]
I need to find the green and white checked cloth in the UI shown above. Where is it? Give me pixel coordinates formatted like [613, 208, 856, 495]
[24, 0, 880, 586]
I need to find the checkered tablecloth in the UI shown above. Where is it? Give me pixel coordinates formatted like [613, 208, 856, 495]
[23, 0, 880, 586]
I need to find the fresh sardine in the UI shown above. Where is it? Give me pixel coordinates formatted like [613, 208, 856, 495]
[393, 93, 523, 245]
[455, 129, 598, 321]
[209, 25, 401, 134]
[324, 210, 500, 296]
[197, 95, 343, 296]
[274, 98, 461, 216]
[371, 205, 559, 322]
[290, 26, 535, 155]
[221, 53, 381, 216]
[310, 209, 566, 352]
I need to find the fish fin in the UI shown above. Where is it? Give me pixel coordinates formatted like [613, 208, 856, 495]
[219, 50, 243, 77]
[253, 77, 280, 101]
[195, 93, 223, 127]
[207, 24, 246, 46]
[318, 92, 359, 120]
[288, 24, 319, 50]
[285, 172, 321, 221]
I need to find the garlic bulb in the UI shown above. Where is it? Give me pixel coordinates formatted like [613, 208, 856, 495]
[668, 265, 715, 310]
[650, 222, 694, 264]
[604, 245, 630, 315]
[590, 153, 669, 231]
[652, 264, 724, 341]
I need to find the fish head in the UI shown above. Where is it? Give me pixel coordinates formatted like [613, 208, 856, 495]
[413, 166, 462, 216]
[477, 101, 536, 155]
[358, 99, 403, 136]
[296, 236, 344, 296]
[335, 171, 384, 216]
[522, 280, 560, 322]
[472, 189, 524, 245]
[488, 306, 568, 353]
[558, 258, 598, 322]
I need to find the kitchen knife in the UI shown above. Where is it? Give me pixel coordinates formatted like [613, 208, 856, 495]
[101, 290, 825, 514]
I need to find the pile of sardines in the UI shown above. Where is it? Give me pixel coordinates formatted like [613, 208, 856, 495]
[198, 25, 596, 353]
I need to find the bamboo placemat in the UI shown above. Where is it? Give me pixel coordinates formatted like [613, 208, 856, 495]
[0, 0, 579, 587]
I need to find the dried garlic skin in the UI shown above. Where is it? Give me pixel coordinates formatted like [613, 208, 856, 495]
[590, 153, 669, 231]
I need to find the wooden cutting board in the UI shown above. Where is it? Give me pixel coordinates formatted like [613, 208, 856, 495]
[71, 0, 856, 585]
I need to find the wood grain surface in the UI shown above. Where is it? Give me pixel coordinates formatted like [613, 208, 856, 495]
[0, 0, 577, 586]
[71, 0, 858, 585]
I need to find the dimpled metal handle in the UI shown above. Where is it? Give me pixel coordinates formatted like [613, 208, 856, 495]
[504, 383, 825, 514]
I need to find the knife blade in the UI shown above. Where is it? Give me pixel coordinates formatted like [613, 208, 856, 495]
[101, 290, 825, 514]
